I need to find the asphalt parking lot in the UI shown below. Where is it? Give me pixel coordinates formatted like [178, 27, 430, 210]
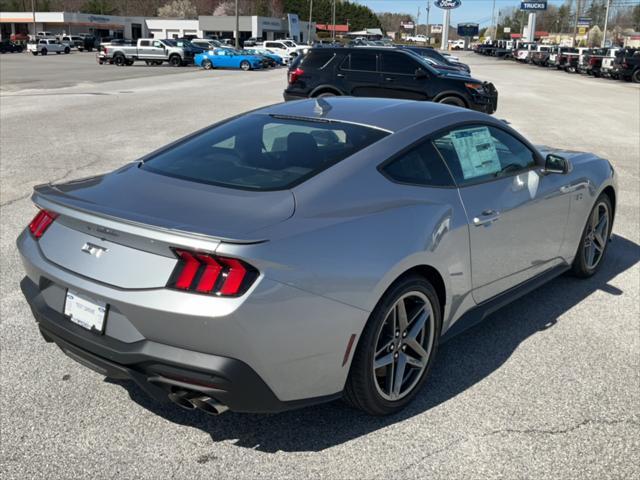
[1, 52, 639, 479]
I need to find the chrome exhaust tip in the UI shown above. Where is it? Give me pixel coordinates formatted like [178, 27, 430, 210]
[191, 396, 229, 415]
[168, 390, 197, 411]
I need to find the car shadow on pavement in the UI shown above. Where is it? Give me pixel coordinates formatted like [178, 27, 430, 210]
[108, 234, 639, 453]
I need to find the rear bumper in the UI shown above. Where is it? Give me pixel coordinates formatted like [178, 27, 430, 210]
[17, 229, 363, 411]
[283, 90, 307, 101]
[20, 275, 340, 413]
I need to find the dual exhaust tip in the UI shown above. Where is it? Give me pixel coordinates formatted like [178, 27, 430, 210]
[168, 390, 229, 415]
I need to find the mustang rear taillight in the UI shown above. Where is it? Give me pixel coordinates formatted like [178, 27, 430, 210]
[168, 249, 257, 297]
[28, 209, 58, 239]
[288, 67, 304, 85]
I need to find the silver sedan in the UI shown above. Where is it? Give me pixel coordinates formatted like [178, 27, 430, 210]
[17, 98, 617, 415]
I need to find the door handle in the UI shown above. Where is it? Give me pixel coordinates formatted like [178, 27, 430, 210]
[560, 184, 577, 193]
[336, 73, 345, 78]
[473, 210, 501, 226]
[384, 77, 394, 82]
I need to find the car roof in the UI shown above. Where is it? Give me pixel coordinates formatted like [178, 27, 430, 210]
[259, 97, 483, 133]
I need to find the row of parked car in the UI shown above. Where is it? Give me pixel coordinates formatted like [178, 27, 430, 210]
[475, 40, 640, 83]
[96, 37, 309, 70]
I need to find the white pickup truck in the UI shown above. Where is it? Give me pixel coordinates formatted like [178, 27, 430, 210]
[259, 40, 307, 59]
[27, 38, 71, 55]
[99, 38, 192, 66]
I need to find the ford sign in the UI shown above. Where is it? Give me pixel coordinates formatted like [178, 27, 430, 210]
[434, 0, 462, 9]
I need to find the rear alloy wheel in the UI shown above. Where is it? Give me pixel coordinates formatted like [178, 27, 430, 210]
[113, 54, 126, 66]
[169, 55, 181, 67]
[64, 47, 70, 54]
[240, 60, 251, 71]
[439, 96, 466, 108]
[202, 59, 213, 70]
[632, 70, 640, 84]
[572, 194, 612, 277]
[344, 275, 441, 415]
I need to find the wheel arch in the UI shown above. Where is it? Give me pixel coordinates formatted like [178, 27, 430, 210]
[601, 185, 616, 234]
[309, 85, 343, 97]
[432, 91, 469, 108]
[373, 264, 447, 323]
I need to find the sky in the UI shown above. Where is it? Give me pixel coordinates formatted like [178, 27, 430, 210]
[357, 0, 569, 27]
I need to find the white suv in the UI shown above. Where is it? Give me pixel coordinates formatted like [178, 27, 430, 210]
[28, 38, 70, 55]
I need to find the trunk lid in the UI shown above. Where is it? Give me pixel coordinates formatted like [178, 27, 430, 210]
[32, 164, 295, 289]
[34, 163, 295, 242]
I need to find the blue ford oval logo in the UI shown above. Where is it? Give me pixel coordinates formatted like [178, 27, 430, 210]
[434, 0, 462, 9]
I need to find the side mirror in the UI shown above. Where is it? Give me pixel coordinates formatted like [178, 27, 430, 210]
[415, 68, 428, 79]
[544, 154, 572, 175]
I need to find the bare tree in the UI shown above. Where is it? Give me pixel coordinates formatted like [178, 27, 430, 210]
[157, 0, 197, 18]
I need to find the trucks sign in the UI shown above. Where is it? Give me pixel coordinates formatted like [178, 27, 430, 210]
[434, 0, 462, 10]
[520, 1, 547, 10]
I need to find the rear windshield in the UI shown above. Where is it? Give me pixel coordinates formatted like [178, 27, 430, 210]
[140, 114, 388, 190]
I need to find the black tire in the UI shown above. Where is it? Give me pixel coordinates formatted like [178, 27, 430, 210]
[202, 59, 213, 70]
[632, 70, 640, 84]
[344, 275, 442, 416]
[438, 96, 466, 108]
[41, 48, 47, 55]
[113, 54, 126, 66]
[316, 91, 336, 98]
[64, 47, 70, 54]
[571, 194, 613, 278]
[169, 55, 181, 67]
[240, 60, 251, 71]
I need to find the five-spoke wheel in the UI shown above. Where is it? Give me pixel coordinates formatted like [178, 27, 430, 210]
[372, 292, 434, 401]
[572, 193, 612, 277]
[345, 275, 441, 415]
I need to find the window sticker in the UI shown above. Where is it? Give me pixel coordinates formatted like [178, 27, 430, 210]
[449, 127, 501, 179]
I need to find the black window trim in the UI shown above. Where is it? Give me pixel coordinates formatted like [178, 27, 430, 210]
[378, 120, 544, 190]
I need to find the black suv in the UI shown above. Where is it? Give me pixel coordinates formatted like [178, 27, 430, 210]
[613, 48, 640, 83]
[283, 48, 498, 114]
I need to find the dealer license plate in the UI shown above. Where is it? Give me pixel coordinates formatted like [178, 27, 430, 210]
[64, 290, 107, 334]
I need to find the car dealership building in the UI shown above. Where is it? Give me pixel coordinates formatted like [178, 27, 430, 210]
[0, 11, 315, 43]
[0, 11, 148, 40]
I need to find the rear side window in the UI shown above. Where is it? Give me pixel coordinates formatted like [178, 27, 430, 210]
[382, 142, 454, 187]
[300, 51, 335, 69]
[381, 52, 418, 75]
[141, 114, 388, 191]
[343, 52, 377, 71]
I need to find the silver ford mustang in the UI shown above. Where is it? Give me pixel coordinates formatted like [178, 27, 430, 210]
[18, 98, 616, 416]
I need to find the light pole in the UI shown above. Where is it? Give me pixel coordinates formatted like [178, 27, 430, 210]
[490, 0, 496, 41]
[31, 0, 36, 38]
[425, 2, 430, 43]
[234, 0, 239, 49]
[331, 0, 336, 42]
[601, 0, 611, 47]
[308, 0, 313, 45]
